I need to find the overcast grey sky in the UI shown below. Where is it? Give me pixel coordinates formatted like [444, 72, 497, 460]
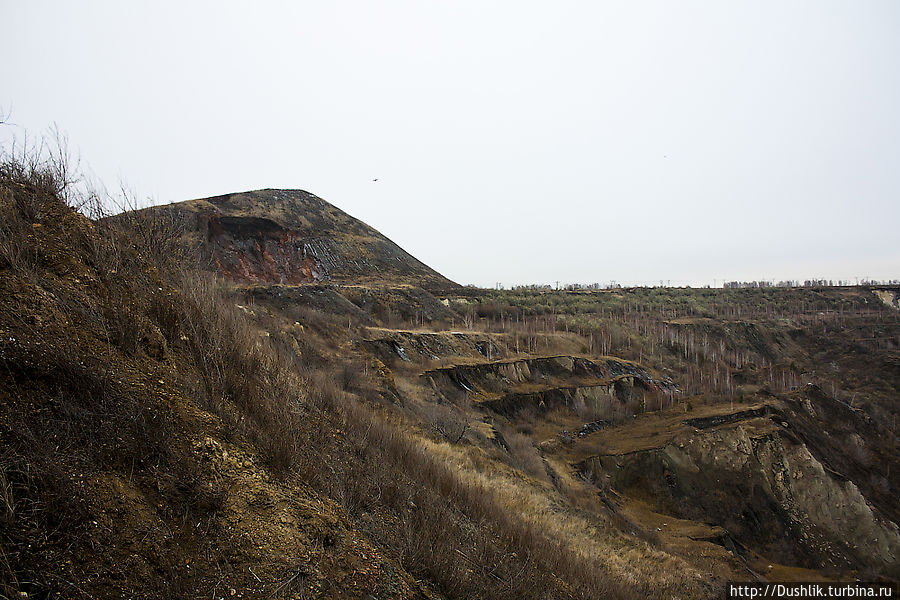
[2, 2, 898, 287]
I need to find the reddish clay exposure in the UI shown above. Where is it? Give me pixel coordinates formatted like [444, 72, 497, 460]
[201, 211, 327, 284]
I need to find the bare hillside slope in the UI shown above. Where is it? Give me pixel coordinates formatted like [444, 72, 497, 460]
[124, 189, 458, 291]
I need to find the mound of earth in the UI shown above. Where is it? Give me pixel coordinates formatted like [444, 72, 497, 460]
[119, 189, 458, 292]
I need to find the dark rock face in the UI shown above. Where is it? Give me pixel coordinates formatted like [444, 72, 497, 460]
[200, 211, 329, 284]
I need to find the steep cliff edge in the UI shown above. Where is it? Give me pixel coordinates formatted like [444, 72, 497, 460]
[575, 393, 900, 578]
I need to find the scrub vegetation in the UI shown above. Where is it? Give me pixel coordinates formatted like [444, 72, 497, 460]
[1, 139, 897, 598]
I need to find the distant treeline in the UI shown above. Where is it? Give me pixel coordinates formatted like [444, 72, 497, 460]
[498, 279, 900, 292]
[722, 279, 900, 289]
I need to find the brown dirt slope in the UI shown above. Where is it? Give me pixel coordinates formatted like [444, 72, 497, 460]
[0, 180, 433, 599]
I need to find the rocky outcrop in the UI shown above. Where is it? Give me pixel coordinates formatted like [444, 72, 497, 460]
[362, 330, 507, 363]
[424, 356, 678, 416]
[577, 413, 900, 577]
[873, 288, 900, 311]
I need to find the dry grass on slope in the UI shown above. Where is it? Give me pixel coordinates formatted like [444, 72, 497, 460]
[413, 437, 729, 598]
[0, 141, 722, 599]
[0, 154, 433, 599]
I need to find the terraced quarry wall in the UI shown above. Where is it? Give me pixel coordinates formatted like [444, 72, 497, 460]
[423, 355, 678, 416]
[574, 396, 900, 577]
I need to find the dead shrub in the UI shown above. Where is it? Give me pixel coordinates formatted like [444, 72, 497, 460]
[0, 445, 89, 599]
[497, 425, 546, 480]
[419, 402, 472, 444]
[0, 190, 41, 276]
[172, 273, 309, 474]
